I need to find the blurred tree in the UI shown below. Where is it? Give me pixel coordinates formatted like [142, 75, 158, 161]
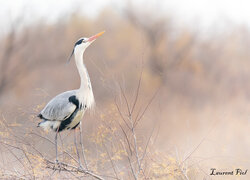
[124, 3, 197, 83]
[0, 18, 28, 97]
[0, 20, 68, 102]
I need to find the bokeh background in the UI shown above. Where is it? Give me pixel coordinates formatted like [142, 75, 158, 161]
[0, 0, 250, 179]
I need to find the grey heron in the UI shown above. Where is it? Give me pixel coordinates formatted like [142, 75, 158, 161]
[37, 31, 105, 165]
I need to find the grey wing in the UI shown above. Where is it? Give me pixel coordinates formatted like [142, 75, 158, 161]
[39, 90, 77, 121]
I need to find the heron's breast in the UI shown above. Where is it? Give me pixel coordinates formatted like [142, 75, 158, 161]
[68, 109, 85, 128]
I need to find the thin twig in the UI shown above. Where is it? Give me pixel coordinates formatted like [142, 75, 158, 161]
[134, 88, 160, 127]
[118, 83, 131, 115]
[140, 125, 155, 164]
[21, 147, 35, 179]
[115, 99, 130, 129]
[2, 145, 31, 178]
[119, 141, 137, 180]
[131, 68, 143, 115]
[118, 122, 133, 156]
[30, 132, 78, 164]
[103, 143, 119, 179]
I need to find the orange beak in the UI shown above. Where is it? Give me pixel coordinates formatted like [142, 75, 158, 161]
[88, 31, 105, 42]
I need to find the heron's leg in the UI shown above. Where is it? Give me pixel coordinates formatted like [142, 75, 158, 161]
[74, 128, 82, 168]
[59, 133, 64, 160]
[55, 127, 59, 163]
[79, 121, 88, 170]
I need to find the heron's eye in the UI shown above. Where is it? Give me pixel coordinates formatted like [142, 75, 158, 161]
[82, 38, 87, 43]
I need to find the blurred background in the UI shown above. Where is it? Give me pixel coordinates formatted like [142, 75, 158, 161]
[0, 0, 250, 179]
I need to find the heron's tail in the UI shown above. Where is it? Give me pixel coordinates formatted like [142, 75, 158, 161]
[37, 120, 51, 131]
[37, 120, 61, 132]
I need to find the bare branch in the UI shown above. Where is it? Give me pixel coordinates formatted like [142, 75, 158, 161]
[131, 123, 141, 178]
[45, 159, 105, 180]
[126, 156, 137, 180]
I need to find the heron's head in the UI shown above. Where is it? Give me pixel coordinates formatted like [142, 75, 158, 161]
[68, 31, 105, 62]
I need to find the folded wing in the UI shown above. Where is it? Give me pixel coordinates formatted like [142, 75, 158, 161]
[39, 90, 77, 121]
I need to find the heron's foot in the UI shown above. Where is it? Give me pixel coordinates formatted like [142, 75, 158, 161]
[54, 159, 60, 165]
[53, 160, 63, 170]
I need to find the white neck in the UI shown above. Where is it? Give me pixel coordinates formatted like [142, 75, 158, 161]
[74, 49, 95, 109]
